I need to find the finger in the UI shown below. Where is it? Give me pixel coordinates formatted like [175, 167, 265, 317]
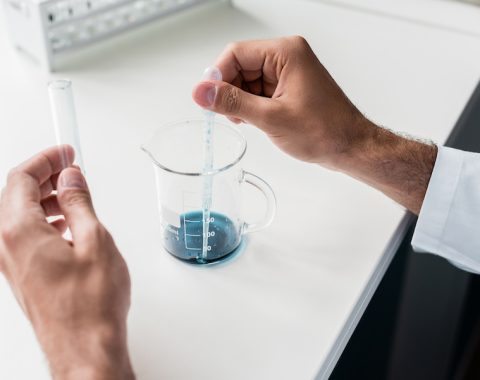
[3, 171, 45, 220]
[2, 146, 75, 221]
[245, 77, 263, 96]
[215, 39, 280, 85]
[192, 80, 275, 128]
[41, 195, 62, 217]
[56, 167, 99, 244]
[232, 74, 243, 90]
[39, 180, 54, 199]
[13, 145, 75, 187]
[49, 218, 67, 234]
[50, 172, 61, 190]
[39, 171, 64, 199]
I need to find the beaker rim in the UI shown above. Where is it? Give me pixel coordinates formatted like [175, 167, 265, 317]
[141, 118, 247, 176]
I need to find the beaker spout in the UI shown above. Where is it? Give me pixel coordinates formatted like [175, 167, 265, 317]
[141, 144, 158, 166]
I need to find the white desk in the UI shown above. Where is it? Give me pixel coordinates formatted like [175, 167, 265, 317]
[1, 1, 480, 379]
[324, 0, 480, 36]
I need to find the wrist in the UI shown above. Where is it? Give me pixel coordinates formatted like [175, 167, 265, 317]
[55, 365, 135, 380]
[328, 117, 438, 214]
[335, 119, 437, 176]
[320, 115, 379, 171]
[43, 324, 134, 380]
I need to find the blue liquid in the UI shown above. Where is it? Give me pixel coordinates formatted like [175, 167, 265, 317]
[163, 211, 241, 264]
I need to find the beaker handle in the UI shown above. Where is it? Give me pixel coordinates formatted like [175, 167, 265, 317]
[241, 170, 277, 234]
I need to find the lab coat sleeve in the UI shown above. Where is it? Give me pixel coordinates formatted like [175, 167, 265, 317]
[412, 146, 480, 274]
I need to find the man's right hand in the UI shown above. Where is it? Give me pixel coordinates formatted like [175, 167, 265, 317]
[193, 37, 437, 214]
[192, 36, 372, 167]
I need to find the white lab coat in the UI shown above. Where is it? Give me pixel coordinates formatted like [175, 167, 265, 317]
[412, 146, 480, 273]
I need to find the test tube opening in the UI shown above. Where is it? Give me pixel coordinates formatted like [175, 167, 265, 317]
[48, 79, 72, 90]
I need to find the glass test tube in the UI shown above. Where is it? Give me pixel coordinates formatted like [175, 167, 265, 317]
[48, 79, 85, 173]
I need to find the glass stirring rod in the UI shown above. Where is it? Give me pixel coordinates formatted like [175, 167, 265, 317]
[48, 79, 85, 173]
[201, 67, 222, 262]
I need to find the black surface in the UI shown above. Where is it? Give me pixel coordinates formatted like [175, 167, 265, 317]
[330, 80, 480, 380]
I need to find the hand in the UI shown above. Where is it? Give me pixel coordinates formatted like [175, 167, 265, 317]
[192, 36, 370, 167]
[192, 37, 437, 214]
[0, 146, 134, 380]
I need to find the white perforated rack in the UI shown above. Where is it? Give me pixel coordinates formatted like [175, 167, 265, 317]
[2, 0, 221, 70]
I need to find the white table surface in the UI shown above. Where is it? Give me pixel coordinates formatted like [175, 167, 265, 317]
[324, 0, 480, 36]
[1, 1, 480, 379]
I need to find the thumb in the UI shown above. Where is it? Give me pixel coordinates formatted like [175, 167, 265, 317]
[192, 80, 274, 127]
[57, 167, 98, 241]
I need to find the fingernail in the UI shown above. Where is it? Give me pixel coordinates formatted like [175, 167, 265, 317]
[202, 66, 222, 81]
[61, 169, 86, 189]
[195, 82, 217, 107]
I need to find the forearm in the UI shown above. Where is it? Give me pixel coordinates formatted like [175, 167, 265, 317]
[332, 119, 438, 215]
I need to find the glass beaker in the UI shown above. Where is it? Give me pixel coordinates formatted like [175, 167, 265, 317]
[142, 119, 276, 265]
